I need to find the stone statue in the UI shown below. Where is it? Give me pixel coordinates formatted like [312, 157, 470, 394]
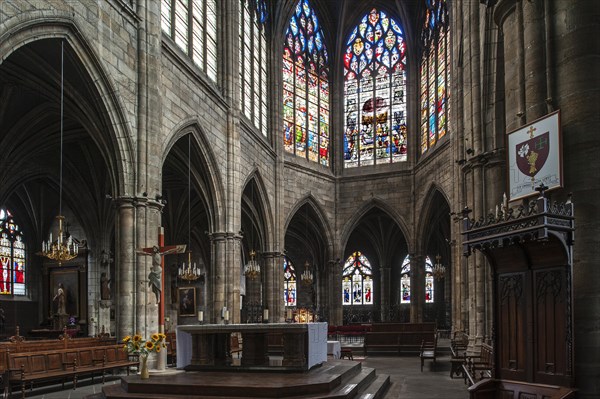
[100, 272, 111, 300]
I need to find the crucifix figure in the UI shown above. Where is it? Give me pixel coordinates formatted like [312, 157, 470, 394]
[136, 244, 186, 303]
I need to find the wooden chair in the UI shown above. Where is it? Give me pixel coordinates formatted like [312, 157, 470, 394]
[419, 334, 437, 372]
[166, 332, 177, 367]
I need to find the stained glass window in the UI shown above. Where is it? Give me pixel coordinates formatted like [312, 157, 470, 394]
[425, 256, 434, 303]
[283, 257, 297, 307]
[343, 8, 408, 168]
[161, 0, 218, 82]
[342, 251, 373, 306]
[240, 0, 268, 136]
[420, 0, 450, 154]
[400, 255, 410, 304]
[283, 0, 330, 166]
[0, 208, 26, 296]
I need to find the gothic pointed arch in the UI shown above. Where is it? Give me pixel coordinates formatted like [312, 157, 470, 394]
[241, 169, 275, 251]
[162, 119, 226, 233]
[284, 194, 333, 249]
[339, 198, 409, 251]
[0, 18, 135, 197]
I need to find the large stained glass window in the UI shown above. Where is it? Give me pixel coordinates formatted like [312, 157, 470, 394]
[283, 257, 297, 307]
[420, 0, 450, 154]
[344, 8, 408, 168]
[239, 0, 268, 136]
[161, 0, 218, 82]
[400, 255, 410, 304]
[283, 0, 330, 166]
[425, 256, 434, 303]
[342, 251, 373, 306]
[0, 209, 26, 296]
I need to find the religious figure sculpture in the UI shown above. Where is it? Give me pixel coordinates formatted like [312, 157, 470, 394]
[136, 245, 186, 304]
[100, 272, 111, 300]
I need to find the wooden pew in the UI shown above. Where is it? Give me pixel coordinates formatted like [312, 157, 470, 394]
[6, 344, 137, 398]
[468, 378, 576, 399]
[364, 323, 436, 355]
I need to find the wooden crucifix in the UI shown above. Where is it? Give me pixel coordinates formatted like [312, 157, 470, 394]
[136, 227, 186, 332]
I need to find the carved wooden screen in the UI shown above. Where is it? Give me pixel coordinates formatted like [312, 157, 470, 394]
[493, 240, 572, 386]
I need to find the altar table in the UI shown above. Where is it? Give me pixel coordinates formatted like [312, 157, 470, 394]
[327, 340, 341, 359]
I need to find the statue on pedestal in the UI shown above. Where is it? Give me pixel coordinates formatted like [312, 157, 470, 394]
[100, 272, 111, 300]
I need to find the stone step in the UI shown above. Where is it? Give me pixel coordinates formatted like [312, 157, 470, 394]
[89, 361, 387, 399]
[355, 375, 391, 399]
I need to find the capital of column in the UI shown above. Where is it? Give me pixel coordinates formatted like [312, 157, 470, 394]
[261, 251, 284, 259]
[207, 231, 244, 242]
[111, 195, 164, 212]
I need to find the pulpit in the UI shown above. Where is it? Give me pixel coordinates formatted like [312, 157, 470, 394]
[176, 323, 327, 371]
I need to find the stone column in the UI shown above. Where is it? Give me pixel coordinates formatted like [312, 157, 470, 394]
[116, 198, 135, 340]
[329, 258, 343, 326]
[262, 251, 284, 323]
[522, 0, 547, 121]
[410, 255, 423, 323]
[208, 232, 242, 323]
[134, 197, 149, 337]
[208, 232, 227, 324]
[380, 265, 390, 322]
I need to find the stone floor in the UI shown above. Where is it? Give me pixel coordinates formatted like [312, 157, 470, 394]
[17, 354, 468, 398]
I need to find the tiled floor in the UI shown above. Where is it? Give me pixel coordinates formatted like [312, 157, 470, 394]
[18, 354, 467, 399]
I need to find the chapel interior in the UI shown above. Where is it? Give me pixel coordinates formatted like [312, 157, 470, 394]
[0, 0, 598, 398]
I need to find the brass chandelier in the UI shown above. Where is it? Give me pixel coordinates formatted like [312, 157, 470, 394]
[243, 181, 260, 280]
[41, 41, 79, 266]
[433, 254, 446, 280]
[178, 134, 200, 282]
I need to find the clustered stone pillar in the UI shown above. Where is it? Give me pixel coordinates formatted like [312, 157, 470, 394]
[262, 251, 284, 323]
[116, 198, 135, 340]
[380, 265, 390, 322]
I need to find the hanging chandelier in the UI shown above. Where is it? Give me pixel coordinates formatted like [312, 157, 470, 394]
[179, 250, 201, 281]
[433, 254, 446, 280]
[244, 249, 260, 280]
[41, 41, 79, 266]
[301, 260, 313, 286]
[178, 134, 200, 282]
[243, 181, 260, 280]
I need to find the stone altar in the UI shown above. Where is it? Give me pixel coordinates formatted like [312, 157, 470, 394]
[176, 322, 327, 371]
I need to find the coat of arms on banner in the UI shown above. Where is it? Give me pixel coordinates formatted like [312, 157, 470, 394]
[507, 111, 562, 202]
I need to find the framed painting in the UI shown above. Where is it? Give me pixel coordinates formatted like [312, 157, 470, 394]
[49, 267, 80, 318]
[507, 110, 562, 202]
[178, 287, 196, 317]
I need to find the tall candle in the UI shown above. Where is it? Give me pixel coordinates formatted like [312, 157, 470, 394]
[197, 310, 203, 322]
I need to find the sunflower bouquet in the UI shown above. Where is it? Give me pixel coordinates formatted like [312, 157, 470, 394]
[122, 332, 167, 358]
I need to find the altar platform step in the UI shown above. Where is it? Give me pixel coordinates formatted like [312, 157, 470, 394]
[90, 361, 390, 399]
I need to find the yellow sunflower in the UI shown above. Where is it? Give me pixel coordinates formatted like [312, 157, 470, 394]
[133, 334, 142, 343]
[156, 345, 161, 353]
[145, 341, 155, 351]
[122, 335, 132, 343]
[151, 333, 160, 341]
[158, 333, 166, 340]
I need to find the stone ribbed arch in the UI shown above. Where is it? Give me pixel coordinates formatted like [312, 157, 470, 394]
[0, 16, 135, 197]
[284, 194, 334, 253]
[241, 168, 275, 251]
[339, 198, 410, 254]
[161, 119, 226, 233]
[415, 183, 451, 254]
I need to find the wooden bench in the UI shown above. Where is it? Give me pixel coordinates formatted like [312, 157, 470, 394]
[450, 331, 468, 378]
[364, 330, 436, 355]
[468, 378, 576, 399]
[419, 334, 438, 372]
[7, 344, 137, 399]
[462, 343, 493, 386]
